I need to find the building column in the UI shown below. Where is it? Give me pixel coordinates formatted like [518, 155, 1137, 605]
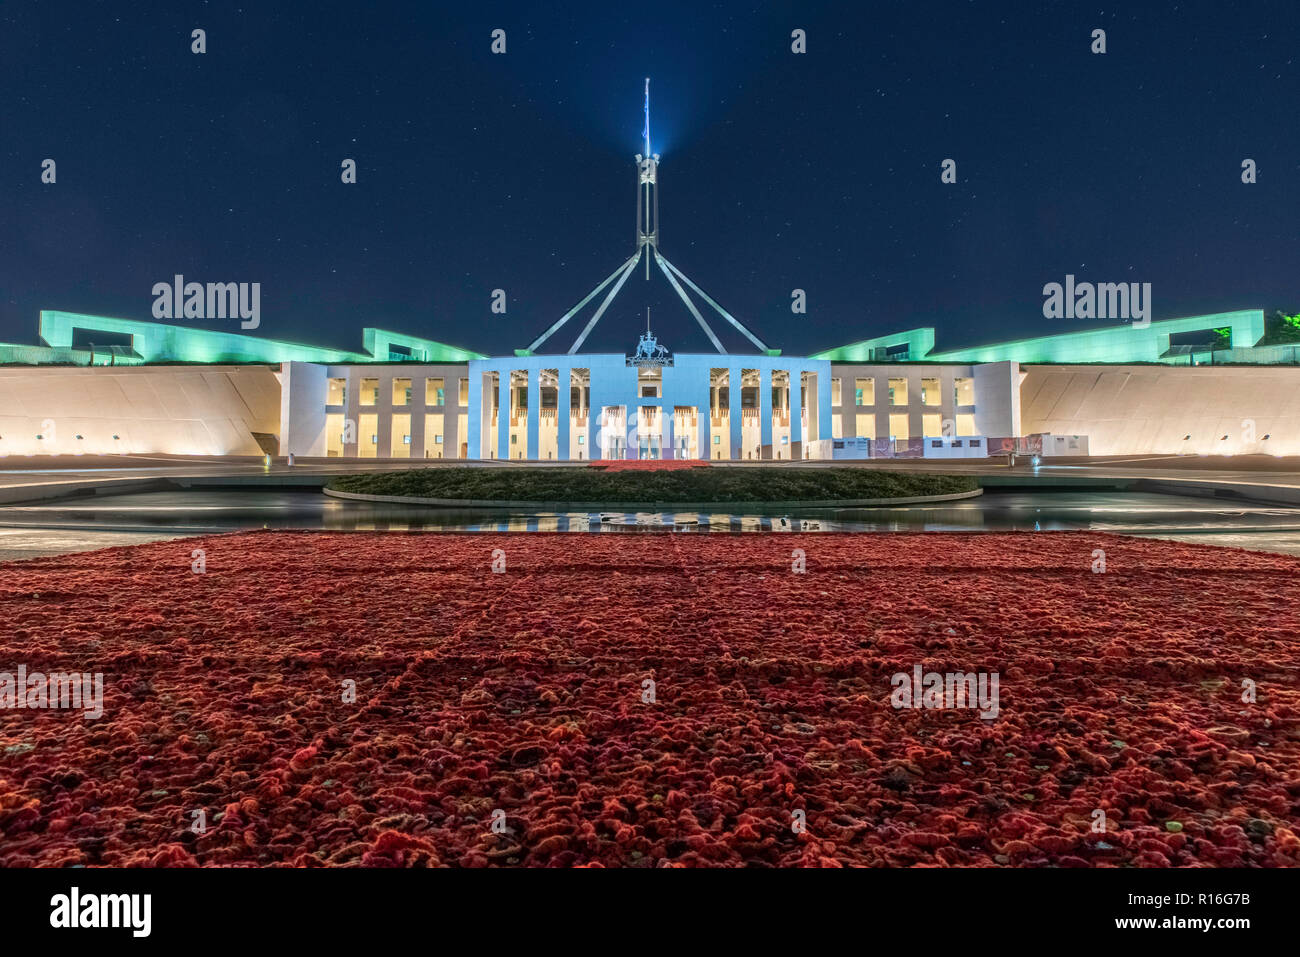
[496, 369, 510, 460]
[556, 365, 571, 460]
[526, 368, 540, 460]
[474, 370, 492, 459]
[695, 370, 710, 460]
[467, 369, 483, 459]
[409, 400, 425, 458]
[447, 382, 461, 459]
[793, 368, 804, 451]
[841, 374, 856, 438]
[909, 374, 923, 445]
[729, 365, 743, 459]
[759, 368, 774, 459]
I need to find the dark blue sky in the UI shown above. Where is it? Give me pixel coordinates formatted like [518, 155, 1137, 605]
[1, 0, 1295, 358]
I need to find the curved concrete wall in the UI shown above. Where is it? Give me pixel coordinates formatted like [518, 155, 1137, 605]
[0, 365, 281, 456]
[1020, 364, 1300, 456]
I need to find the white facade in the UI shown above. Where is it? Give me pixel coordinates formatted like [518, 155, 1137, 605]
[1020, 364, 1300, 456]
[466, 353, 831, 461]
[10, 351, 1300, 461]
[0, 364, 280, 456]
[828, 361, 1019, 445]
[279, 362, 470, 459]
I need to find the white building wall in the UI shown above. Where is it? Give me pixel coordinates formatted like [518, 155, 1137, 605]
[321, 363, 471, 458]
[467, 354, 830, 461]
[971, 361, 1021, 438]
[0, 365, 280, 456]
[1020, 364, 1300, 456]
[8, 356, 1300, 461]
[280, 362, 329, 456]
[828, 362, 1015, 441]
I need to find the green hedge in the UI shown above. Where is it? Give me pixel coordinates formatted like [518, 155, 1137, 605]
[326, 467, 978, 504]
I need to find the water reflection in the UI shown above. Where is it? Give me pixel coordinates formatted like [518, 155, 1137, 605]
[3, 488, 1299, 539]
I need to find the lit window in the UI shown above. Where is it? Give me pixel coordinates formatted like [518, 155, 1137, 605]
[434, 434, 443, 444]
[578, 435, 585, 444]
[921, 378, 940, 406]
[403, 435, 411, 445]
[889, 413, 909, 440]
[713, 435, 721, 444]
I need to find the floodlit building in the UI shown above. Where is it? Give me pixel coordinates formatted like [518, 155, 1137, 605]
[4, 307, 1295, 461]
[2, 83, 1297, 462]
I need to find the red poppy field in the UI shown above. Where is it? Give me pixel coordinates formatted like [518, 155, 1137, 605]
[1, 530, 1298, 867]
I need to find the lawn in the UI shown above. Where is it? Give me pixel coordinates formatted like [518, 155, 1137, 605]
[326, 466, 978, 504]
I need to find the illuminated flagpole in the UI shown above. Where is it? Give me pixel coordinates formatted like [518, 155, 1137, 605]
[519, 78, 773, 356]
[643, 77, 651, 158]
[640, 78, 656, 278]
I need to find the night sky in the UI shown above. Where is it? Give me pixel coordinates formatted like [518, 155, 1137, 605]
[1, 1, 1296, 359]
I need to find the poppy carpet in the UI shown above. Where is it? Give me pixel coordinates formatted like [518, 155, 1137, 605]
[1, 530, 1297, 867]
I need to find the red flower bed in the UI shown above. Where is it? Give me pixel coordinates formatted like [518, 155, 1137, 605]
[1, 531, 1298, 867]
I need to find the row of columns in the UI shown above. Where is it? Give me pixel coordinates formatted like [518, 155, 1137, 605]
[497, 366, 589, 461]
[475, 359, 823, 461]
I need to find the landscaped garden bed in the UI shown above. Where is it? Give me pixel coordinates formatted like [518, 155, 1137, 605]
[325, 466, 979, 507]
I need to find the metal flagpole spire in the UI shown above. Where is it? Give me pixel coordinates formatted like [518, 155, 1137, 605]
[517, 78, 776, 357]
[657, 253, 771, 352]
[567, 248, 642, 354]
[643, 77, 651, 158]
[640, 78, 656, 278]
[654, 248, 725, 352]
[524, 251, 641, 354]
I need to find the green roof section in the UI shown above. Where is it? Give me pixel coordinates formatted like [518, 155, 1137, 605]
[362, 328, 485, 362]
[926, 310, 1264, 364]
[10, 311, 484, 366]
[810, 328, 936, 362]
[813, 311, 1267, 365]
[2, 308, 1277, 368]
